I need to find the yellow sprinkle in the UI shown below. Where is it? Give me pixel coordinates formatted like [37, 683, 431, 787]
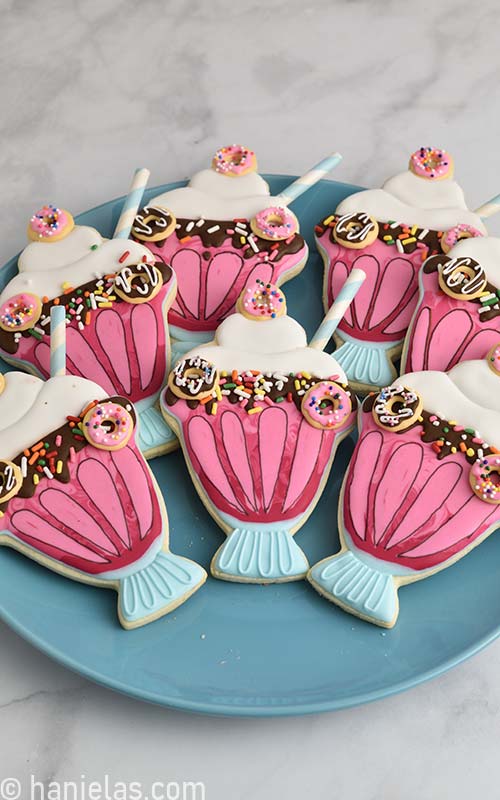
[105, 294, 117, 301]
[402, 237, 417, 245]
[221, 370, 227, 377]
[448, 420, 458, 426]
[33, 474, 40, 485]
[411, 225, 418, 235]
[254, 389, 265, 396]
[451, 446, 457, 453]
[62, 281, 71, 289]
[215, 384, 222, 401]
[466, 448, 475, 457]
[302, 371, 311, 380]
[294, 379, 300, 390]
[323, 215, 335, 225]
[417, 416, 423, 422]
[0, 510, 3, 518]
[211, 402, 218, 415]
[240, 236, 246, 244]
[248, 406, 263, 415]
[56, 460, 63, 474]
[301, 379, 307, 385]
[383, 235, 393, 241]
[97, 302, 113, 308]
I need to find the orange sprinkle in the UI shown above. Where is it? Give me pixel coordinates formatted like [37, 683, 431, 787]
[53, 297, 60, 305]
[28, 452, 39, 466]
[63, 286, 75, 295]
[23, 449, 30, 457]
[81, 400, 98, 417]
[85, 312, 91, 325]
[232, 370, 238, 382]
[42, 296, 49, 304]
[179, 236, 192, 244]
[200, 395, 213, 405]
[459, 442, 467, 452]
[490, 446, 500, 454]
[31, 441, 44, 452]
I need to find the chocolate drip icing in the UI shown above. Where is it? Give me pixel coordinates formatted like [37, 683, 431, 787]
[0, 261, 172, 356]
[316, 213, 443, 257]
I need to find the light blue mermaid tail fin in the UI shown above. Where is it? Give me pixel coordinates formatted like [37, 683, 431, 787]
[211, 528, 309, 583]
[308, 550, 399, 628]
[118, 550, 207, 629]
[171, 338, 204, 365]
[334, 336, 396, 390]
[137, 402, 177, 456]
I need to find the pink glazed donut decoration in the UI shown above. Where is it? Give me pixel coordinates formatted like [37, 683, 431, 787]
[302, 381, 351, 430]
[251, 206, 299, 241]
[212, 145, 257, 177]
[409, 147, 453, 180]
[83, 402, 134, 451]
[441, 223, 484, 253]
[28, 205, 73, 240]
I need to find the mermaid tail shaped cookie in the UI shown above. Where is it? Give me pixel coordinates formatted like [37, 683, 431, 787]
[308, 551, 398, 627]
[118, 549, 206, 628]
[211, 526, 309, 583]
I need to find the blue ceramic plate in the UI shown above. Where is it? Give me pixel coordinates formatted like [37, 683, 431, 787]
[1, 176, 500, 717]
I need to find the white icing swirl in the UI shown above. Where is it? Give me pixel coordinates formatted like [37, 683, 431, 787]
[151, 169, 284, 220]
[0, 375, 107, 460]
[183, 313, 348, 381]
[439, 236, 500, 287]
[0, 228, 154, 304]
[337, 170, 486, 232]
[399, 359, 500, 450]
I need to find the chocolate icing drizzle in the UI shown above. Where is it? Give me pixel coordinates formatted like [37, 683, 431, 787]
[165, 370, 358, 418]
[316, 213, 443, 257]
[364, 393, 496, 464]
[424, 255, 500, 321]
[0, 260, 172, 356]
[0, 396, 136, 513]
[132, 210, 305, 262]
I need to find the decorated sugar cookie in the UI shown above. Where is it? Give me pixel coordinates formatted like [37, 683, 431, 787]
[0, 198, 177, 458]
[401, 237, 500, 374]
[161, 275, 363, 584]
[308, 353, 500, 627]
[315, 148, 486, 393]
[133, 148, 342, 360]
[0, 370, 206, 628]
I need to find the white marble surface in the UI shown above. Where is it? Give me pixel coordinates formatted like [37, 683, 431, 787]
[1, 1, 500, 797]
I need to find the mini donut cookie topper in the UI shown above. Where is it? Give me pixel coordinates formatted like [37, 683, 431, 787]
[372, 385, 423, 432]
[441, 223, 484, 254]
[0, 460, 23, 504]
[212, 145, 257, 177]
[437, 255, 487, 301]
[169, 356, 219, 401]
[487, 343, 500, 376]
[28, 205, 74, 242]
[333, 212, 379, 249]
[82, 400, 134, 451]
[301, 381, 352, 430]
[470, 455, 500, 504]
[0, 292, 42, 332]
[236, 280, 286, 321]
[132, 205, 176, 243]
[250, 206, 299, 241]
[114, 262, 163, 303]
[409, 147, 454, 180]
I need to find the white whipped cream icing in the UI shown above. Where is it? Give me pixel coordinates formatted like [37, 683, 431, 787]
[0, 374, 106, 460]
[439, 236, 500, 286]
[151, 169, 284, 220]
[399, 358, 500, 450]
[183, 313, 348, 380]
[337, 169, 486, 232]
[0, 228, 154, 304]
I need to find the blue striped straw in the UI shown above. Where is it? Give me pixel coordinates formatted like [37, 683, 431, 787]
[50, 305, 66, 377]
[310, 268, 367, 351]
[114, 167, 151, 239]
[475, 193, 500, 220]
[276, 152, 343, 206]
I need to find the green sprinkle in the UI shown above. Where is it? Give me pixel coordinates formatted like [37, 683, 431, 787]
[28, 329, 43, 340]
[76, 289, 82, 296]
[443, 427, 449, 433]
[224, 383, 236, 389]
[38, 459, 46, 467]
[44, 443, 50, 449]
[465, 428, 476, 434]
[275, 396, 285, 403]
[90, 244, 98, 251]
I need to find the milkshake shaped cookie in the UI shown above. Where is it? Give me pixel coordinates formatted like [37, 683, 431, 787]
[161, 281, 358, 583]
[0, 210, 177, 457]
[402, 237, 500, 373]
[315, 148, 486, 393]
[0, 371, 206, 629]
[308, 353, 500, 627]
[133, 146, 308, 358]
